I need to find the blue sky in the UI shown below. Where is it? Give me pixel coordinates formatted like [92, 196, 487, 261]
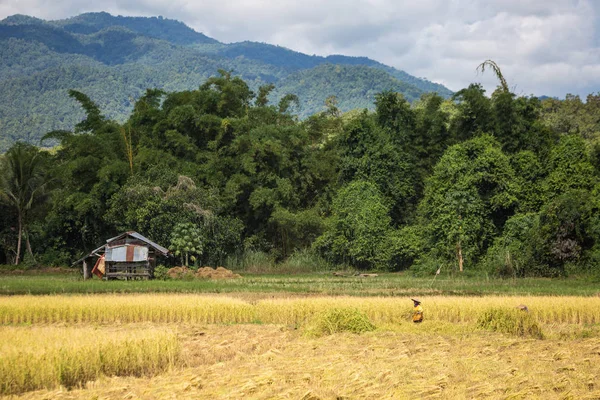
[1, 0, 598, 98]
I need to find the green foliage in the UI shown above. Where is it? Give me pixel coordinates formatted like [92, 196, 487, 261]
[476, 60, 509, 93]
[68, 90, 106, 132]
[170, 222, 203, 267]
[510, 151, 545, 212]
[449, 84, 494, 141]
[533, 190, 600, 274]
[419, 135, 519, 267]
[269, 207, 325, 258]
[481, 213, 538, 277]
[375, 90, 415, 134]
[0, 201, 17, 264]
[304, 308, 376, 337]
[153, 265, 170, 280]
[105, 174, 227, 265]
[0, 143, 48, 265]
[279, 248, 331, 273]
[52, 12, 218, 45]
[409, 256, 446, 277]
[543, 135, 596, 197]
[315, 181, 394, 270]
[387, 226, 425, 271]
[541, 93, 600, 142]
[411, 93, 452, 183]
[477, 308, 544, 339]
[337, 111, 418, 223]
[225, 250, 275, 273]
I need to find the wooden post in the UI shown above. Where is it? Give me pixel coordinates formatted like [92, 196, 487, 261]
[83, 259, 89, 280]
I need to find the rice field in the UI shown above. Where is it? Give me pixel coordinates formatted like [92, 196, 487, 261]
[1, 293, 600, 398]
[1, 294, 600, 326]
[0, 326, 180, 395]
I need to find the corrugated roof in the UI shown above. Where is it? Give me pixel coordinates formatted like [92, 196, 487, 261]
[119, 231, 170, 255]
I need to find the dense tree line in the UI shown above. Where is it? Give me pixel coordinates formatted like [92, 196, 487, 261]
[2, 70, 600, 277]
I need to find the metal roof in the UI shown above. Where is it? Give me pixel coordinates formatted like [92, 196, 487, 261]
[108, 231, 170, 255]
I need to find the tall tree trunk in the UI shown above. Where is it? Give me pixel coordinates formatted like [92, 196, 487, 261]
[15, 212, 22, 265]
[25, 230, 36, 263]
[457, 240, 464, 272]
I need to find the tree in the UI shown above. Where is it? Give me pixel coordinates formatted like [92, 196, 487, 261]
[491, 89, 554, 155]
[278, 94, 300, 115]
[0, 143, 47, 264]
[374, 91, 415, 138]
[68, 90, 106, 133]
[476, 60, 509, 93]
[540, 93, 600, 142]
[544, 134, 596, 198]
[530, 190, 600, 275]
[336, 112, 417, 223]
[411, 93, 452, 193]
[481, 212, 538, 278]
[419, 135, 519, 269]
[314, 180, 394, 270]
[449, 84, 494, 142]
[170, 222, 203, 267]
[106, 175, 217, 248]
[255, 84, 275, 107]
[200, 69, 254, 118]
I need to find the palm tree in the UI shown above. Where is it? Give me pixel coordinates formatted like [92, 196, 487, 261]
[0, 143, 46, 265]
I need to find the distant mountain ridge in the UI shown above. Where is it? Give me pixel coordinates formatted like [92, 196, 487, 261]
[3, 12, 218, 45]
[0, 12, 453, 151]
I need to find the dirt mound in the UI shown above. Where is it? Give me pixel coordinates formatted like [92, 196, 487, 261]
[167, 267, 193, 279]
[196, 266, 241, 279]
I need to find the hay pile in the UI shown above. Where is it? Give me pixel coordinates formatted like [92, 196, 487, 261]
[196, 266, 241, 279]
[166, 266, 241, 280]
[166, 267, 193, 279]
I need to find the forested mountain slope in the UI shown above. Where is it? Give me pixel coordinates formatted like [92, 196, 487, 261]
[0, 12, 452, 151]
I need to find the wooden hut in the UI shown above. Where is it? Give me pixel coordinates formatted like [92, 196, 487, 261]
[76, 231, 170, 280]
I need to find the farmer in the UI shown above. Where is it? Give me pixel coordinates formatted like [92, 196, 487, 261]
[412, 298, 423, 323]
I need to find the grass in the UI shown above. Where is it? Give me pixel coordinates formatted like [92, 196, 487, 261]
[0, 326, 180, 395]
[303, 307, 376, 337]
[1, 272, 600, 296]
[477, 308, 545, 339]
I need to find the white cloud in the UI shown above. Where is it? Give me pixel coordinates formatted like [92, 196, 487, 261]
[1, 0, 599, 97]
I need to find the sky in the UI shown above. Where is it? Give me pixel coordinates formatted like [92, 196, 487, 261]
[1, 0, 599, 98]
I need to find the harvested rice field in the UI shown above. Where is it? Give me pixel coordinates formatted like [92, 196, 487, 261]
[2, 294, 600, 399]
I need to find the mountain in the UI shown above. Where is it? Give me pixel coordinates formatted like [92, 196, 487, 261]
[0, 12, 453, 151]
[275, 64, 426, 117]
[3, 12, 218, 45]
